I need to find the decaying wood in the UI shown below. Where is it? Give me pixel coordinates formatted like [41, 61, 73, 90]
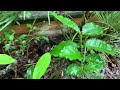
[10, 17, 97, 36]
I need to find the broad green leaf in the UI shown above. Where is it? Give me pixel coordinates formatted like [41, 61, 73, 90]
[85, 38, 116, 55]
[50, 41, 65, 57]
[51, 40, 79, 56]
[66, 64, 82, 76]
[51, 40, 82, 61]
[27, 65, 34, 79]
[84, 53, 105, 73]
[85, 53, 104, 64]
[82, 22, 103, 36]
[0, 54, 17, 64]
[32, 53, 51, 79]
[60, 45, 82, 61]
[50, 11, 80, 33]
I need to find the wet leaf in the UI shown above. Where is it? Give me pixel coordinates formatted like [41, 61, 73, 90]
[66, 64, 82, 76]
[51, 40, 82, 61]
[50, 11, 80, 33]
[27, 65, 34, 79]
[32, 53, 51, 79]
[0, 54, 17, 64]
[60, 45, 82, 61]
[82, 22, 103, 36]
[85, 38, 116, 55]
[84, 53, 105, 73]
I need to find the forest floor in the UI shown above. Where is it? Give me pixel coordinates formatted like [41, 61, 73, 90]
[0, 33, 120, 79]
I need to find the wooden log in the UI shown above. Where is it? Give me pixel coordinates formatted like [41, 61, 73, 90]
[18, 11, 83, 20]
[10, 17, 97, 36]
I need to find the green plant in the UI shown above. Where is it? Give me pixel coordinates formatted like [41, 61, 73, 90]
[15, 34, 29, 55]
[49, 11, 116, 78]
[90, 11, 120, 33]
[0, 54, 17, 76]
[1, 30, 16, 52]
[0, 52, 51, 79]
[0, 11, 21, 31]
[26, 53, 51, 79]
[0, 54, 17, 64]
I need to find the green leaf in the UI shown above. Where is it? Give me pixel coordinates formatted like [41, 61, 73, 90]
[9, 34, 14, 41]
[32, 53, 51, 79]
[15, 20, 21, 25]
[4, 32, 10, 38]
[50, 11, 80, 33]
[50, 41, 65, 57]
[26, 24, 32, 29]
[18, 34, 28, 40]
[60, 45, 82, 61]
[84, 53, 105, 73]
[27, 65, 34, 79]
[51, 40, 82, 61]
[51, 40, 79, 56]
[85, 38, 116, 55]
[82, 22, 103, 36]
[0, 54, 17, 64]
[66, 64, 82, 76]
[4, 44, 10, 51]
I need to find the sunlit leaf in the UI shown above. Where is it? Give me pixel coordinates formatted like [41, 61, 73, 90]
[50, 41, 65, 57]
[85, 38, 116, 55]
[0, 54, 17, 64]
[32, 53, 51, 79]
[60, 45, 82, 61]
[82, 22, 103, 36]
[50, 11, 80, 33]
[51, 40, 82, 61]
[66, 64, 82, 76]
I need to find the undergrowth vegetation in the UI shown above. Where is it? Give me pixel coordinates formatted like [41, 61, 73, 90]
[0, 11, 120, 79]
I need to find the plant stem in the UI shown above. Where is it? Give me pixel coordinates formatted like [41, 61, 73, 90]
[78, 31, 85, 78]
[72, 33, 78, 41]
[47, 11, 51, 25]
[55, 19, 70, 40]
[24, 63, 36, 66]
[23, 11, 26, 20]
[79, 32, 83, 52]
[83, 47, 87, 62]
